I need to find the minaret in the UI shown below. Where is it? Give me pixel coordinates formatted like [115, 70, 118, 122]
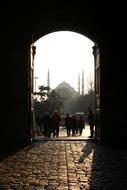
[47, 68, 50, 94]
[81, 69, 84, 95]
[78, 73, 80, 94]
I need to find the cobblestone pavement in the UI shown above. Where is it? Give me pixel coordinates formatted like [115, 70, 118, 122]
[0, 140, 127, 190]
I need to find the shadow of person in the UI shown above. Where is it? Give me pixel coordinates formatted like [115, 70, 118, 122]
[78, 139, 95, 163]
[78, 139, 127, 189]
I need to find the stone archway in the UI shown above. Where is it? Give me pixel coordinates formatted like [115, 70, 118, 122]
[1, 3, 127, 151]
[29, 30, 100, 142]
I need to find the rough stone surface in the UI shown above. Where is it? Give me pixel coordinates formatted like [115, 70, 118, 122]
[0, 140, 127, 189]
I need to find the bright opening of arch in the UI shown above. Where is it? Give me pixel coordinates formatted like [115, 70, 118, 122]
[34, 31, 94, 94]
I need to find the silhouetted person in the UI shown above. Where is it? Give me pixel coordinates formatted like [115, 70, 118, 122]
[35, 114, 42, 135]
[41, 112, 52, 139]
[88, 107, 95, 138]
[65, 113, 72, 136]
[71, 115, 78, 136]
[51, 111, 61, 138]
[78, 116, 85, 136]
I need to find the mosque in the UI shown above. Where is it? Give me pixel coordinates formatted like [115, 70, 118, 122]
[47, 68, 86, 95]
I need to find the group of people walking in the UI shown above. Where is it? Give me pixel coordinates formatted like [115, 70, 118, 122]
[35, 111, 62, 139]
[40, 111, 61, 139]
[65, 113, 85, 136]
[35, 108, 95, 139]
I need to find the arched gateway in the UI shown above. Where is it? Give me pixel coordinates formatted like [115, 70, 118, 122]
[1, 2, 127, 152]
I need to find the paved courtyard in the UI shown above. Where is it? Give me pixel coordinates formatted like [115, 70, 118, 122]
[0, 135, 127, 189]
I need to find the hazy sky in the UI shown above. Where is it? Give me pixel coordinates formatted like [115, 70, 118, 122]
[34, 31, 94, 93]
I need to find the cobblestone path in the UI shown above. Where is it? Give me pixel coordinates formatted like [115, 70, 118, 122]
[0, 140, 127, 189]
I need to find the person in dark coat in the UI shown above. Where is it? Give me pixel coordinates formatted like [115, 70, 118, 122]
[41, 112, 52, 139]
[35, 114, 42, 135]
[78, 116, 85, 136]
[71, 114, 78, 136]
[88, 107, 95, 138]
[65, 113, 72, 136]
[51, 111, 61, 138]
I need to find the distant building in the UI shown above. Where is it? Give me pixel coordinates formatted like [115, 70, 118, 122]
[78, 69, 85, 95]
[55, 81, 78, 96]
[54, 81, 79, 113]
[47, 68, 50, 94]
[81, 69, 84, 95]
[78, 73, 80, 94]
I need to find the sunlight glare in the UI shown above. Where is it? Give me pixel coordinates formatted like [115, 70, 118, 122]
[34, 31, 94, 93]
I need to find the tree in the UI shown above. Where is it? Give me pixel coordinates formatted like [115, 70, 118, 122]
[86, 78, 94, 94]
[34, 85, 50, 101]
[70, 89, 95, 114]
[46, 90, 64, 114]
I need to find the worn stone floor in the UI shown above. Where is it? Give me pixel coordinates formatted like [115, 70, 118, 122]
[0, 137, 127, 189]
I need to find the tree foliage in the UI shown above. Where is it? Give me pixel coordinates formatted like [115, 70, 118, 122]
[34, 85, 50, 101]
[34, 83, 95, 117]
[70, 90, 95, 114]
[34, 90, 64, 116]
